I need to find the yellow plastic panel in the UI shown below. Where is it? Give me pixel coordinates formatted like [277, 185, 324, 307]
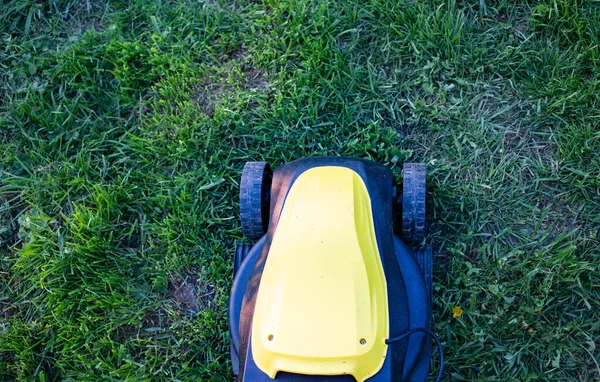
[251, 166, 389, 381]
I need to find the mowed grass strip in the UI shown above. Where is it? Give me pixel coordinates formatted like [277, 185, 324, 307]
[1, 0, 599, 380]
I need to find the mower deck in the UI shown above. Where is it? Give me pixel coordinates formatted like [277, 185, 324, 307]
[230, 157, 435, 381]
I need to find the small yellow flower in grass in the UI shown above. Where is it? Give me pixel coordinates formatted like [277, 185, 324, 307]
[452, 306, 463, 318]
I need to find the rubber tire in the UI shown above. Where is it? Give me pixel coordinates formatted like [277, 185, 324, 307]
[233, 241, 252, 277]
[402, 163, 426, 244]
[415, 246, 433, 301]
[240, 162, 272, 239]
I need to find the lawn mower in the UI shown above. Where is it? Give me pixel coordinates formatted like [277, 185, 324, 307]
[229, 157, 443, 381]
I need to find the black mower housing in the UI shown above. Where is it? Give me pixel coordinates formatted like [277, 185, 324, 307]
[230, 157, 433, 381]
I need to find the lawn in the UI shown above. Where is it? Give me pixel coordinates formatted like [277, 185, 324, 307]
[1, 0, 599, 380]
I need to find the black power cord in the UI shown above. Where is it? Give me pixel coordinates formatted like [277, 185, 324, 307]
[385, 328, 444, 382]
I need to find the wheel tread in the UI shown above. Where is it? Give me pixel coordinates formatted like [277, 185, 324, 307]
[240, 162, 271, 239]
[402, 163, 426, 243]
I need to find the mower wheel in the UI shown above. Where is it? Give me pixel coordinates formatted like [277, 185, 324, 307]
[401, 163, 426, 244]
[233, 241, 252, 277]
[240, 162, 272, 239]
[416, 246, 433, 299]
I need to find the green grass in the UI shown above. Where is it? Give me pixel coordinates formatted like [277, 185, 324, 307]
[1, 0, 599, 380]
